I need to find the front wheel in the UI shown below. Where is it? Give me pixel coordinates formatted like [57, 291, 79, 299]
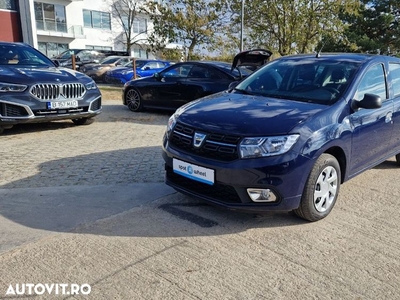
[294, 153, 341, 222]
[125, 88, 143, 112]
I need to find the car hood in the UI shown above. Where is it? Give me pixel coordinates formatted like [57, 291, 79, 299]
[231, 49, 272, 72]
[0, 66, 87, 83]
[177, 92, 325, 136]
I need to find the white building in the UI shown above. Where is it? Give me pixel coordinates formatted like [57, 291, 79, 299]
[18, 0, 158, 58]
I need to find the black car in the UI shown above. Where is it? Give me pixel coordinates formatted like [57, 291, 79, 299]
[0, 42, 102, 134]
[122, 61, 251, 112]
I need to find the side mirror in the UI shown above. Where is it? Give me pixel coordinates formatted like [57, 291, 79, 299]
[53, 60, 60, 67]
[154, 72, 161, 80]
[351, 93, 382, 111]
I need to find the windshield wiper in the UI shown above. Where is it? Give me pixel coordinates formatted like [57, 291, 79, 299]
[233, 88, 254, 95]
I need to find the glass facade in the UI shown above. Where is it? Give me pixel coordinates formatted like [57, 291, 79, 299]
[34, 2, 67, 33]
[38, 42, 68, 58]
[0, 0, 17, 10]
[83, 9, 111, 30]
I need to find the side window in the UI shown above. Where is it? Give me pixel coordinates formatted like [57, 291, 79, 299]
[389, 63, 400, 97]
[188, 66, 209, 78]
[162, 64, 191, 78]
[354, 64, 387, 101]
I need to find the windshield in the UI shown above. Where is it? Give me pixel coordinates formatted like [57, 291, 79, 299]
[234, 57, 361, 104]
[54, 49, 81, 59]
[123, 60, 145, 68]
[0, 44, 54, 67]
[100, 56, 122, 64]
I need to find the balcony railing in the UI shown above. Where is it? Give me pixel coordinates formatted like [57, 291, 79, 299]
[36, 21, 85, 39]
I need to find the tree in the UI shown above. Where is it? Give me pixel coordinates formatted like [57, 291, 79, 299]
[238, 0, 359, 56]
[145, 0, 225, 60]
[109, 0, 149, 54]
[345, 0, 400, 54]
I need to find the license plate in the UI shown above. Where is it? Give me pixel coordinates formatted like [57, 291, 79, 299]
[173, 158, 214, 185]
[47, 100, 78, 109]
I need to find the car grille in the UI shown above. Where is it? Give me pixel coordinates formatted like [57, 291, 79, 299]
[166, 166, 241, 204]
[0, 102, 29, 117]
[30, 83, 86, 100]
[169, 122, 241, 161]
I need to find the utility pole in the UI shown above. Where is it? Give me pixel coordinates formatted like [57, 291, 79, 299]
[240, 0, 245, 51]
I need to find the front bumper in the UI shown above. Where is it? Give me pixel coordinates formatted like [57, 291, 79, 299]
[0, 95, 102, 125]
[162, 138, 315, 212]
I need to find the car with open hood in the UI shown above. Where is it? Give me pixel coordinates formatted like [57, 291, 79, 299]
[0, 42, 102, 134]
[162, 52, 400, 221]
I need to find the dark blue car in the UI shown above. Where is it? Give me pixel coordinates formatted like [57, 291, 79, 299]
[162, 53, 400, 221]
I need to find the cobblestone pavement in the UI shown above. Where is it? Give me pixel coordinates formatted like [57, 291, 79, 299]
[0, 99, 171, 188]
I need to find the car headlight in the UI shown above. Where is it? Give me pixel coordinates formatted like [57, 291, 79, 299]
[239, 134, 299, 158]
[85, 80, 97, 90]
[0, 82, 27, 92]
[166, 113, 178, 136]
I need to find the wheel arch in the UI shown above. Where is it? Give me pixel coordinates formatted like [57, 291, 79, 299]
[324, 146, 347, 183]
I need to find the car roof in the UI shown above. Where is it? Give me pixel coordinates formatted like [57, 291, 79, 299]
[278, 52, 385, 63]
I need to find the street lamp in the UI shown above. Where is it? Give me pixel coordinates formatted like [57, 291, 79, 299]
[240, 0, 244, 51]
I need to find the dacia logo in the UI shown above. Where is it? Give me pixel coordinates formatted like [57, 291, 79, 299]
[193, 132, 207, 148]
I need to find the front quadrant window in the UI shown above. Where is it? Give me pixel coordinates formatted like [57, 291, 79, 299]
[83, 9, 111, 30]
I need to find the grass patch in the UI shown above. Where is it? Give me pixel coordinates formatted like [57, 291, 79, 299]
[100, 86, 122, 101]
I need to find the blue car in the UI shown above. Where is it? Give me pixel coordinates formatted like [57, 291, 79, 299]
[105, 59, 171, 84]
[162, 53, 400, 221]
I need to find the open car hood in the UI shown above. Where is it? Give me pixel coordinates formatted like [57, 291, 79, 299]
[231, 48, 272, 72]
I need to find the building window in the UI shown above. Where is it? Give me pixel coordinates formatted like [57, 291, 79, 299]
[83, 9, 111, 30]
[122, 17, 147, 34]
[0, 0, 17, 10]
[34, 2, 67, 33]
[38, 42, 68, 58]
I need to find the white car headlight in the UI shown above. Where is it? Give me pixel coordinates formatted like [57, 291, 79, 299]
[166, 113, 178, 136]
[0, 82, 27, 92]
[85, 80, 97, 90]
[239, 134, 299, 158]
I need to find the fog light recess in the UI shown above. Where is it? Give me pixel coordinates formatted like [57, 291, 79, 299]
[247, 188, 277, 202]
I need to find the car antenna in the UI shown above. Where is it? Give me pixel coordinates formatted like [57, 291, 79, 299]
[316, 42, 325, 58]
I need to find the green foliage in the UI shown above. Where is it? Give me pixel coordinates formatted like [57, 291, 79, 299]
[146, 0, 226, 60]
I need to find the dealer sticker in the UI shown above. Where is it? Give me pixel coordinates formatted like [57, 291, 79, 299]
[173, 158, 214, 185]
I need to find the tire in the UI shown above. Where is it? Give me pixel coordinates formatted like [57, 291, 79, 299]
[294, 153, 341, 222]
[396, 154, 400, 166]
[125, 88, 143, 112]
[72, 117, 95, 125]
[0, 127, 4, 135]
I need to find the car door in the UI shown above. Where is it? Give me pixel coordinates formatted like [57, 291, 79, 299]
[349, 63, 394, 176]
[149, 63, 195, 109]
[388, 62, 400, 151]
